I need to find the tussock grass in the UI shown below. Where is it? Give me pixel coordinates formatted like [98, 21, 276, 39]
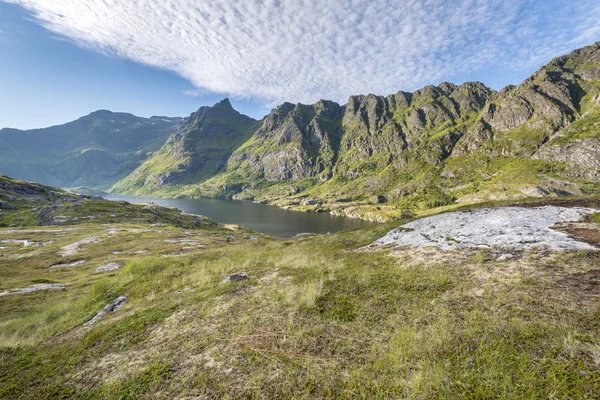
[1, 207, 600, 398]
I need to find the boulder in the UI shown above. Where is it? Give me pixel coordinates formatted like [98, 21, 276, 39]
[220, 273, 250, 285]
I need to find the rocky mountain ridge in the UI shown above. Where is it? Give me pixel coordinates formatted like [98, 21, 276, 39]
[1, 41, 599, 221]
[114, 41, 600, 220]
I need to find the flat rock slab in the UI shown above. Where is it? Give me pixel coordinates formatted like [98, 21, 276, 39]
[50, 260, 86, 269]
[370, 206, 597, 251]
[95, 262, 123, 273]
[1, 239, 54, 247]
[58, 237, 101, 257]
[0, 283, 69, 296]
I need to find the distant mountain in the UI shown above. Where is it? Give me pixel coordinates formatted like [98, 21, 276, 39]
[112, 99, 260, 196]
[0, 111, 180, 189]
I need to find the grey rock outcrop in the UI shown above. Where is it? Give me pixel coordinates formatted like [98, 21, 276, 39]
[84, 295, 127, 325]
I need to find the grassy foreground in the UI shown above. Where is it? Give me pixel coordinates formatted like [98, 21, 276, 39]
[1, 181, 600, 398]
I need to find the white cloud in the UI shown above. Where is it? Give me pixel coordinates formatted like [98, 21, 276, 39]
[5, 0, 600, 105]
[181, 88, 208, 98]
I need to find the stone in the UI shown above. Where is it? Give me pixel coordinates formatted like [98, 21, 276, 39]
[0, 201, 16, 210]
[369, 206, 597, 251]
[0, 283, 69, 297]
[302, 198, 320, 206]
[496, 254, 515, 262]
[372, 195, 388, 204]
[58, 237, 101, 257]
[84, 295, 127, 325]
[95, 262, 123, 273]
[220, 273, 250, 285]
[143, 206, 161, 216]
[50, 260, 86, 269]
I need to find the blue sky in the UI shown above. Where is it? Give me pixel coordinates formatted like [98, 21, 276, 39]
[0, 2, 270, 129]
[1, 0, 599, 130]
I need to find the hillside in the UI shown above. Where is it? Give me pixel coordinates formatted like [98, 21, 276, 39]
[0, 111, 180, 190]
[2, 175, 600, 398]
[112, 99, 260, 196]
[113, 41, 600, 221]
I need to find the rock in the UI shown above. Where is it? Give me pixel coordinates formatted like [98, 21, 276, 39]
[1, 239, 31, 246]
[372, 195, 388, 204]
[302, 198, 320, 206]
[0, 201, 16, 210]
[84, 295, 127, 325]
[180, 240, 201, 246]
[369, 206, 597, 251]
[220, 273, 250, 285]
[0, 283, 69, 297]
[58, 237, 101, 257]
[95, 262, 123, 273]
[143, 205, 161, 216]
[134, 250, 149, 254]
[50, 260, 86, 269]
[496, 254, 514, 262]
[533, 139, 600, 179]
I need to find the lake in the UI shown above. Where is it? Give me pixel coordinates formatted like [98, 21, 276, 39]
[105, 195, 373, 237]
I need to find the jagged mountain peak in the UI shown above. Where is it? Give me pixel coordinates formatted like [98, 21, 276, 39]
[65, 41, 600, 210]
[212, 97, 234, 110]
[191, 98, 254, 120]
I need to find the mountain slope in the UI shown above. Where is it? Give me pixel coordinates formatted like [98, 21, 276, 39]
[112, 99, 259, 196]
[75, 41, 600, 218]
[193, 41, 600, 218]
[0, 111, 179, 189]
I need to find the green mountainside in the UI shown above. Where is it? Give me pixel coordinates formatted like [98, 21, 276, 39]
[112, 99, 259, 196]
[113, 41, 600, 220]
[1, 42, 599, 220]
[0, 111, 179, 190]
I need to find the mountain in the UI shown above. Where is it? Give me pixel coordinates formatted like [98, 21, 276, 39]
[3, 42, 599, 220]
[112, 99, 260, 196]
[0, 111, 180, 190]
[114, 41, 599, 220]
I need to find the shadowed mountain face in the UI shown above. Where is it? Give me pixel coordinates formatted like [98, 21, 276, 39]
[3, 41, 600, 215]
[0, 111, 180, 190]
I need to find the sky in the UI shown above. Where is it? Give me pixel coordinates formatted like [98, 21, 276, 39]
[1, 0, 600, 130]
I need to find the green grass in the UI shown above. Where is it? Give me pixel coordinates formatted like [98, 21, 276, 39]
[1, 189, 600, 398]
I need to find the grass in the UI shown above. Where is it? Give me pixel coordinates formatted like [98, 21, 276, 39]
[1, 186, 600, 398]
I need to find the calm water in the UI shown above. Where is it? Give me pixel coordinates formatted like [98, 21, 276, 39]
[105, 195, 373, 237]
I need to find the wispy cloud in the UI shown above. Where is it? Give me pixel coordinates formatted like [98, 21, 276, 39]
[5, 0, 600, 105]
[181, 88, 208, 98]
